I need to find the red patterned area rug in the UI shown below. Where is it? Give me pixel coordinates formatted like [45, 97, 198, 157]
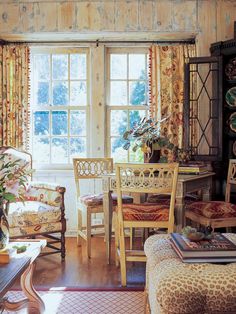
[4, 290, 145, 314]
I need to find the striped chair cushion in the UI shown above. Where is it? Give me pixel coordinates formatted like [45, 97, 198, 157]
[187, 201, 236, 219]
[120, 203, 169, 221]
[147, 193, 199, 205]
[80, 193, 133, 206]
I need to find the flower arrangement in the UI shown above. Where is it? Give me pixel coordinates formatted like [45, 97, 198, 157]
[0, 152, 31, 206]
[122, 116, 194, 163]
[122, 116, 176, 162]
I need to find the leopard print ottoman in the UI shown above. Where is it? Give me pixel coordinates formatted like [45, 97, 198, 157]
[144, 234, 236, 314]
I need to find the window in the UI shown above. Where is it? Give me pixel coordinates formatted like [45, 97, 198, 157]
[106, 48, 149, 162]
[30, 47, 89, 167]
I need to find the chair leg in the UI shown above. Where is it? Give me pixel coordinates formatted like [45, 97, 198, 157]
[77, 209, 83, 246]
[119, 225, 127, 287]
[167, 225, 174, 233]
[61, 230, 66, 260]
[144, 288, 150, 314]
[129, 227, 133, 250]
[114, 212, 119, 267]
[87, 210, 92, 259]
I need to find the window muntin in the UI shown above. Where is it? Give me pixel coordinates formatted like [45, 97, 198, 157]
[30, 48, 89, 167]
[107, 49, 149, 162]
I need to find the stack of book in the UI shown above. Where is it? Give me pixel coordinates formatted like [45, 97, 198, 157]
[170, 233, 236, 263]
[178, 162, 209, 174]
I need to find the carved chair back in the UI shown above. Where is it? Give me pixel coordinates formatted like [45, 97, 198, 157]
[115, 162, 179, 224]
[73, 158, 113, 198]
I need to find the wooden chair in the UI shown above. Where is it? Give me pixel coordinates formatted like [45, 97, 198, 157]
[1, 146, 66, 259]
[115, 162, 179, 286]
[73, 158, 133, 258]
[185, 159, 236, 231]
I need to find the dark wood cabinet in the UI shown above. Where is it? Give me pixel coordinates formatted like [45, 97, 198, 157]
[210, 36, 236, 173]
[184, 56, 222, 161]
[184, 22, 236, 197]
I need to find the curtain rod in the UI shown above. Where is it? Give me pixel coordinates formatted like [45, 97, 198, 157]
[0, 39, 196, 46]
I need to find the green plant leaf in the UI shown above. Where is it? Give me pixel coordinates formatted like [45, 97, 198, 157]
[122, 141, 131, 150]
[123, 131, 131, 140]
[4, 193, 16, 202]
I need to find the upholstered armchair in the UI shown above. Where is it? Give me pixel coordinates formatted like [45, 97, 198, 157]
[0, 146, 66, 259]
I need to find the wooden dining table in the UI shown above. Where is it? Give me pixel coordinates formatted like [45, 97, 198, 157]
[102, 171, 215, 264]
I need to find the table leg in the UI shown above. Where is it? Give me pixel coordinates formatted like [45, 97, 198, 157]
[103, 190, 113, 265]
[21, 262, 45, 314]
[175, 197, 185, 232]
[202, 180, 212, 201]
[0, 262, 45, 314]
[0, 296, 28, 312]
[175, 182, 185, 232]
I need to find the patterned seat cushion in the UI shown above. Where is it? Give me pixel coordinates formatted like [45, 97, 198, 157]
[187, 201, 236, 219]
[121, 203, 169, 221]
[147, 193, 199, 205]
[80, 193, 133, 206]
[9, 221, 63, 237]
[8, 201, 61, 228]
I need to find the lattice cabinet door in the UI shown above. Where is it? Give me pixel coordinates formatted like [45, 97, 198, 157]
[184, 56, 222, 161]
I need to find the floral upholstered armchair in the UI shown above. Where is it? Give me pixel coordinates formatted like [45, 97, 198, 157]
[0, 146, 66, 259]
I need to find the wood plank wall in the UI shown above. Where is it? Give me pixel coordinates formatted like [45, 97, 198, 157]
[0, 0, 235, 55]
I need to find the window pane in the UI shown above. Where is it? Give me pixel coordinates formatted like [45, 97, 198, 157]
[53, 82, 69, 106]
[70, 54, 86, 79]
[129, 54, 146, 79]
[52, 54, 68, 80]
[34, 54, 50, 80]
[70, 138, 86, 161]
[110, 54, 127, 79]
[36, 82, 49, 106]
[110, 110, 127, 136]
[70, 110, 86, 136]
[111, 137, 127, 162]
[70, 81, 87, 105]
[110, 81, 127, 106]
[129, 144, 144, 162]
[33, 138, 50, 163]
[52, 111, 68, 135]
[34, 111, 49, 135]
[129, 110, 146, 129]
[129, 81, 147, 105]
[52, 138, 68, 163]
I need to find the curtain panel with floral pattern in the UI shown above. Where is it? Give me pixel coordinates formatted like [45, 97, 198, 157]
[0, 45, 30, 150]
[149, 44, 196, 154]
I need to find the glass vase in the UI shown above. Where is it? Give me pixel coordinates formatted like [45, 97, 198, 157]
[0, 201, 9, 251]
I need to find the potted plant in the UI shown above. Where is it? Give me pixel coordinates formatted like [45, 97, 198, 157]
[122, 116, 176, 163]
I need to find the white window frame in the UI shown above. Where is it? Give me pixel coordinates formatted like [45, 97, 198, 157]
[106, 47, 149, 162]
[30, 47, 90, 170]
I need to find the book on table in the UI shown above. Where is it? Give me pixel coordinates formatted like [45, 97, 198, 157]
[178, 162, 209, 174]
[170, 233, 236, 263]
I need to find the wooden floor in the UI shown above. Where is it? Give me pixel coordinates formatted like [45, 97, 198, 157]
[16, 237, 146, 289]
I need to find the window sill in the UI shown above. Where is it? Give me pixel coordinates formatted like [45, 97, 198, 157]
[33, 169, 74, 177]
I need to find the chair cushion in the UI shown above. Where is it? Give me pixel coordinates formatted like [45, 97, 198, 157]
[80, 193, 133, 206]
[79, 194, 104, 206]
[8, 201, 61, 228]
[187, 201, 236, 219]
[9, 221, 63, 237]
[121, 203, 169, 221]
[147, 193, 199, 205]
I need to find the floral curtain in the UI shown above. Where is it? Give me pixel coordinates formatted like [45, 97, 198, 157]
[0, 45, 30, 150]
[149, 44, 196, 159]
